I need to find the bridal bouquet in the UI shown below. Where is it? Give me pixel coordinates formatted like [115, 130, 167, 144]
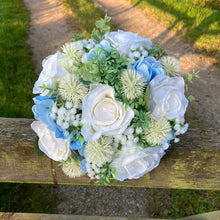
[31, 15, 198, 184]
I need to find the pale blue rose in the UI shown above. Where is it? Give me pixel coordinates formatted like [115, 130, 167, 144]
[105, 30, 152, 55]
[85, 40, 111, 62]
[32, 95, 66, 139]
[70, 139, 85, 150]
[132, 56, 166, 82]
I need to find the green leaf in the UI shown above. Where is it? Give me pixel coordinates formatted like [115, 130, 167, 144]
[185, 84, 188, 92]
[34, 136, 44, 156]
[188, 95, 195, 102]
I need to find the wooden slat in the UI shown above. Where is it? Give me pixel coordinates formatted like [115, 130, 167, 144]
[0, 117, 220, 190]
[0, 211, 220, 220]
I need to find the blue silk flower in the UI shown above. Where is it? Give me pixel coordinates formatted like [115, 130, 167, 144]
[132, 56, 166, 82]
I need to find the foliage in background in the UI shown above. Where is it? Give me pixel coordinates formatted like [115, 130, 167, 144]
[60, 0, 116, 38]
[0, 0, 37, 118]
[148, 188, 220, 218]
[0, 183, 57, 213]
[129, 0, 220, 65]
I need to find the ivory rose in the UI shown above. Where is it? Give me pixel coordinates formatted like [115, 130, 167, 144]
[31, 121, 70, 161]
[148, 74, 188, 121]
[111, 145, 165, 181]
[81, 84, 134, 141]
[33, 51, 69, 95]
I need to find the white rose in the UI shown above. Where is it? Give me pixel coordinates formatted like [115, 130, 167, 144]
[81, 84, 134, 141]
[33, 51, 69, 95]
[111, 145, 165, 181]
[31, 121, 70, 161]
[105, 30, 152, 55]
[148, 74, 188, 121]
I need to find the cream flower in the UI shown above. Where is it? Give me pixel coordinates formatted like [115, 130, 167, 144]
[144, 118, 172, 145]
[120, 69, 147, 100]
[61, 41, 84, 65]
[31, 121, 70, 161]
[111, 145, 165, 181]
[148, 74, 188, 121]
[58, 74, 88, 107]
[61, 158, 82, 178]
[81, 84, 134, 141]
[160, 56, 181, 77]
[85, 137, 114, 166]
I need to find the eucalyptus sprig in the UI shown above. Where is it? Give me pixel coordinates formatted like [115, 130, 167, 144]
[89, 46, 130, 87]
[91, 14, 111, 43]
[39, 82, 58, 97]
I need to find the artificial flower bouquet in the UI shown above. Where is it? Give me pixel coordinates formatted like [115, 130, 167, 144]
[31, 15, 198, 184]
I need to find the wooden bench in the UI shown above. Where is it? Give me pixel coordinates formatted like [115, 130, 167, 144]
[0, 117, 220, 219]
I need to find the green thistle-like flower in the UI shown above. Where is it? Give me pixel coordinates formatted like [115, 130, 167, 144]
[61, 158, 82, 178]
[62, 42, 84, 66]
[59, 56, 76, 73]
[58, 74, 88, 107]
[120, 69, 147, 100]
[144, 118, 172, 145]
[160, 56, 181, 77]
[85, 137, 114, 167]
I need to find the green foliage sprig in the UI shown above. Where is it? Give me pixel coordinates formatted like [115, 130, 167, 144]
[76, 62, 100, 83]
[185, 70, 200, 102]
[89, 46, 130, 87]
[40, 82, 58, 97]
[91, 14, 111, 43]
[69, 123, 85, 145]
[132, 110, 150, 129]
[95, 161, 116, 185]
[147, 42, 167, 60]
[72, 32, 86, 42]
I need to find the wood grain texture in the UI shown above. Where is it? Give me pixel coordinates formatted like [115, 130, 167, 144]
[0, 118, 219, 189]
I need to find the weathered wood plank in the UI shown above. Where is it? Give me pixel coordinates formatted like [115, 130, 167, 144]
[0, 211, 220, 220]
[0, 212, 164, 220]
[0, 117, 220, 189]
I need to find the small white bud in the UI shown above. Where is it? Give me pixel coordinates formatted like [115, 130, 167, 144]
[133, 51, 141, 58]
[63, 130, 69, 137]
[65, 102, 73, 109]
[142, 50, 148, 57]
[134, 137, 139, 143]
[174, 138, 180, 143]
[52, 104, 58, 113]
[174, 124, 181, 131]
[136, 127, 143, 134]
[163, 142, 169, 150]
[50, 113, 56, 120]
